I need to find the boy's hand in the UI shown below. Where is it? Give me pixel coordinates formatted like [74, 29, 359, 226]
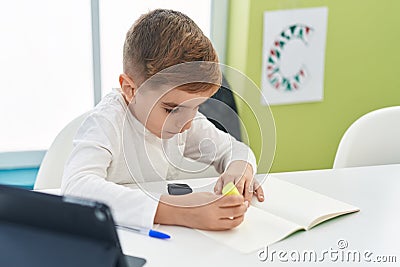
[155, 192, 248, 230]
[214, 160, 264, 204]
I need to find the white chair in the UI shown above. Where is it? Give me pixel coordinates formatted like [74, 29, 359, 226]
[34, 112, 90, 190]
[333, 106, 400, 168]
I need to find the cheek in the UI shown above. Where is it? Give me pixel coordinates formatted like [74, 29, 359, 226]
[163, 113, 177, 127]
[147, 109, 168, 129]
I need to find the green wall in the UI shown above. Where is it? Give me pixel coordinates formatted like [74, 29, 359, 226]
[226, 0, 400, 173]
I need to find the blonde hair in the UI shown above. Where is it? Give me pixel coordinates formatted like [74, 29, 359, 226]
[123, 9, 221, 93]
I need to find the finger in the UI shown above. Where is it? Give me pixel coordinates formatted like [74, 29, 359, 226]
[219, 195, 244, 207]
[219, 203, 247, 218]
[243, 180, 253, 206]
[254, 180, 265, 202]
[214, 177, 224, 194]
[235, 178, 245, 195]
[219, 215, 245, 230]
[248, 180, 254, 193]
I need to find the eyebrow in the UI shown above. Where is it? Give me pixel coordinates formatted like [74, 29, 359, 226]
[161, 102, 190, 108]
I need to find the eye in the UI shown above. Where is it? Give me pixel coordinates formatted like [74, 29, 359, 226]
[164, 107, 180, 114]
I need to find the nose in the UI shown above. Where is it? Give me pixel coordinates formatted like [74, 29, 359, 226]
[174, 109, 197, 133]
[179, 120, 193, 133]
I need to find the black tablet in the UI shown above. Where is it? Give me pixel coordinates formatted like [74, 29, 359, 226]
[0, 185, 146, 267]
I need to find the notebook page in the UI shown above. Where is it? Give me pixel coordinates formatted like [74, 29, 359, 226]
[196, 207, 302, 253]
[251, 176, 359, 229]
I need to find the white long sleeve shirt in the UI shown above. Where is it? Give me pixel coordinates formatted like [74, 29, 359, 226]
[61, 89, 257, 228]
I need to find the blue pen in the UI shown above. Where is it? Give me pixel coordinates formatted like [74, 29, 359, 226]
[116, 225, 170, 239]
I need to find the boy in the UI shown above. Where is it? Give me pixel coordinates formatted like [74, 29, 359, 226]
[61, 9, 264, 231]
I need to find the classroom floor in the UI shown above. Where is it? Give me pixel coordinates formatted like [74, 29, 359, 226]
[0, 168, 38, 190]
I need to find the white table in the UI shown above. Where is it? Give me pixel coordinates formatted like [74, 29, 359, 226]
[117, 164, 400, 266]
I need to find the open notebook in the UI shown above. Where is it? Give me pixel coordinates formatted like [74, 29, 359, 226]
[197, 176, 360, 253]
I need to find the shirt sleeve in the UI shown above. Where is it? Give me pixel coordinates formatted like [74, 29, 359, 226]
[61, 113, 160, 229]
[183, 112, 257, 175]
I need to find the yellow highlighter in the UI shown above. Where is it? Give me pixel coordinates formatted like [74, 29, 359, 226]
[222, 182, 240, 196]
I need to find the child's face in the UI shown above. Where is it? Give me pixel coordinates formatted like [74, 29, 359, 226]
[130, 86, 215, 139]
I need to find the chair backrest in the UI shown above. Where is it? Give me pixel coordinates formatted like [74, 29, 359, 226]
[34, 112, 90, 190]
[199, 75, 242, 141]
[333, 106, 400, 168]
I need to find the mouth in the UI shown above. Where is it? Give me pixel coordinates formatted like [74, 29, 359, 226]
[164, 131, 179, 135]
[160, 131, 179, 139]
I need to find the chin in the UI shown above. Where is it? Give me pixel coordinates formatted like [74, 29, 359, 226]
[160, 131, 178, 139]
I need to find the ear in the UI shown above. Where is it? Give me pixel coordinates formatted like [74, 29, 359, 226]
[119, 74, 136, 102]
